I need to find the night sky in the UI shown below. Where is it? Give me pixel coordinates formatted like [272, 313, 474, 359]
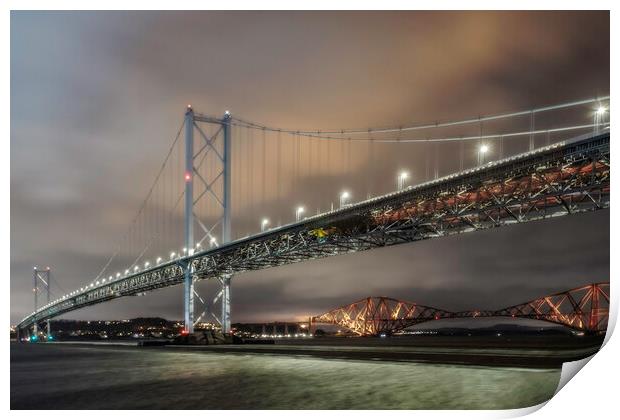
[10, 11, 609, 324]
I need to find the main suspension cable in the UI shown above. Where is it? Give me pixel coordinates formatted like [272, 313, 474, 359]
[230, 96, 608, 138]
[90, 120, 185, 283]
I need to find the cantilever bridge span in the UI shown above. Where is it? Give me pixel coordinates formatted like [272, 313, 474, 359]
[17, 131, 610, 335]
[311, 282, 610, 336]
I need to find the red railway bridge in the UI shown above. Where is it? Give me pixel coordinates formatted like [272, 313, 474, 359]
[311, 282, 610, 336]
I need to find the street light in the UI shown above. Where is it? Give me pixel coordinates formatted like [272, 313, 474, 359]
[478, 144, 489, 165]
[397, 171, 409, 191]
[210, 236, 218, 247]
[296, 206, 305, 222]
[261, 218, 270, 232]
[595, 105, 607, 134]
[339, 191, 350, 208]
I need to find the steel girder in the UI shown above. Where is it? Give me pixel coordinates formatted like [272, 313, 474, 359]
[312, 297, 453, 336]
[490, 282, 610, 332]
[17, 132, 610, 331]
[312, 282, 610, 336]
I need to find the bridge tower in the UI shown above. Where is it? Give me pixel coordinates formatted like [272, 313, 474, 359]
[32, 266, 52, 339]
[183, 106, 232, 334]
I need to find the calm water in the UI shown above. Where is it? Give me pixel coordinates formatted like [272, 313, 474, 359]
[11, 343, 560, 409]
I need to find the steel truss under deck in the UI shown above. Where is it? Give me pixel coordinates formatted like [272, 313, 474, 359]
[17, 131, 610, 332]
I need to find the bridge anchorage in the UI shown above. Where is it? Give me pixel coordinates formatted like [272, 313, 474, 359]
[311, 283, 610, 336]
[15, 99, 610, 341]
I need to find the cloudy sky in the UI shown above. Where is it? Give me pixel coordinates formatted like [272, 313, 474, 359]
[10, 11, 609, 324]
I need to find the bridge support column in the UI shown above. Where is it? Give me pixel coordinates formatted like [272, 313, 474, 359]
[183, 264, 195, 334]
[183, 106, 195, 334]
[46, 319, 51, 339]
[220, 113, 231, 335]
[183, 108, 233, 335]
[221, 275, 231, 334]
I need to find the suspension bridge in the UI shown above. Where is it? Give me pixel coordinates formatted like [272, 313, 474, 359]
[16, 96, 611, 340]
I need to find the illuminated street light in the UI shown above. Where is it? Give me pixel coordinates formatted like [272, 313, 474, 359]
[210, 236, 218, 247]
[478, 144, 489, 165]
[594, 105, 607, 134]
[170, 251, 176, 260]
[144, 261, 150, 269]
[397, 171, 409, 191]
[296, 206, 305, 222]
[261, 218, 270, 232]
[156, 257, 162, 264]
[339, 191, 351, 208]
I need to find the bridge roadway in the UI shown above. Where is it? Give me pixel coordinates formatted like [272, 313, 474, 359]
[17, 131, 610, 332]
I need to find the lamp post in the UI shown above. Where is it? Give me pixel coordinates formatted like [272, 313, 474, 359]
[595, 106, 607, 134]
[478, 144, 489, 166]
[339, 191, 350, 208]
[296, 206, 305, 222]
[397, 171, 409, 191]
[261, 218, 270, 232]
